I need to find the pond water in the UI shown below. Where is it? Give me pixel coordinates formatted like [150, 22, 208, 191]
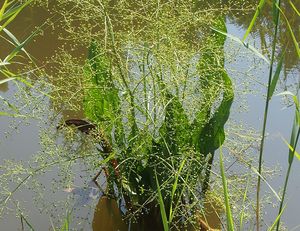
[0, 1, 299, 230]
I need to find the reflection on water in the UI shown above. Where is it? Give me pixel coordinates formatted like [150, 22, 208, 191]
[91, 196, 222, 231]
[227, 0, 300, 72]
[0, 77, 8, 92]
[1, 0, 300, 230]
[92, 197, 127, 231]
[198, 201, 222, 230]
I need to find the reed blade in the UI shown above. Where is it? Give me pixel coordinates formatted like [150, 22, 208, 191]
[242, 0, 266, 41]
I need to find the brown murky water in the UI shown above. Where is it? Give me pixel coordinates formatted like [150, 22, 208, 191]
[0, 1, 299, 230]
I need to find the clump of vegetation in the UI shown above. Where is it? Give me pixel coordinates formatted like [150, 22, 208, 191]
[1, 0, 299, 230]
[74, 2, 234, 227]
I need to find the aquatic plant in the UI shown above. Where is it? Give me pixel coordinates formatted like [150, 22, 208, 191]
[2, 0, 299, 230]
[79, 10, 234, 227]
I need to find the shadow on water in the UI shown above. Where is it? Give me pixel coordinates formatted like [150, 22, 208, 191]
[92, 197, 163, 231]
[92, 196, 128, 231]
[91, 196, 222, 231]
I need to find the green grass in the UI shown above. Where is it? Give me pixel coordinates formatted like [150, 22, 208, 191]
[254, 1, 281, 229]
[275, 93, 300, 230]
[219, 146, 235, 231]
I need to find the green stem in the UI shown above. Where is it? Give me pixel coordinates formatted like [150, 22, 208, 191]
[256, 1, 281, 230]
[275, 127, 300, 231]
[201, 152, 214, 196]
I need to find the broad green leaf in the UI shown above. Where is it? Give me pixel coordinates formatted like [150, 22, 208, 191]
[158, 90, 191, 157]
[194, 18, 234, 194]
[197, 71, 233, 155]
[84, 40, 124, 147]
[196, 18, 234, 156]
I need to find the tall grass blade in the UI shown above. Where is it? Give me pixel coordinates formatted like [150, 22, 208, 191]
[289, 0, 300, 16]
[269, 204, 286, 231]
[0, 61, 10, 66]
[292, 96, 300, 119]
[212, 28, 269, 64]
[239, 177, 250, 231]
[60, 211, 71, 231]
[0, 77, 15, 84]
[275, 89, 300, 231]
[276, 131, 300, 231]
[50, 217, 57, 231]
[155, 171, 169, 231]
[251, 165, 281, 201]
[282, 137, 300, 161]
[256, 1, 281, 229]
[0, 0, 33, 34]
[269, 52, 284, 99]
[17, 77, 53, 99]
[220, 147, 235, 231]
[2, 2, 21, 20]
[242, 0, 266, 41]
[0, 0, 9, 21]
[0, 95, 19, 112]
[0, 111, 26, 117]
[288, 112, 298, 164]
[275, 4, 300, 58]
[4, 24, 41, 63]
[169, 157, 186, 223]
[19, 214, 35, 231]
[3, 28, 31, 59]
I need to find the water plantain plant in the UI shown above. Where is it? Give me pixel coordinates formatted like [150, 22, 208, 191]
[81, 16, 234, 229]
